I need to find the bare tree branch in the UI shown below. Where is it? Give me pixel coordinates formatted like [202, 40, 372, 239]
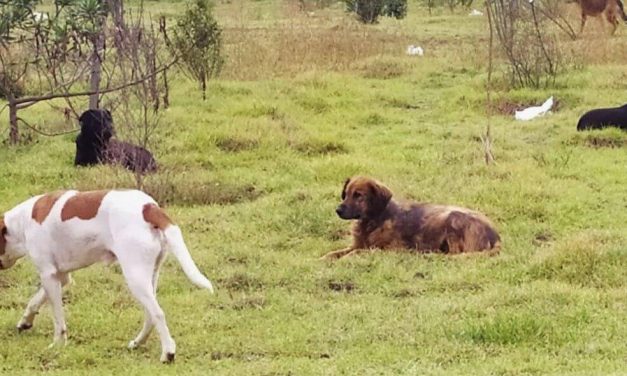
[14, 58, 177, 108]
[17, 117, 78, 136]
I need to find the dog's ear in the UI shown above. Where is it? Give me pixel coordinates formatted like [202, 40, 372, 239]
[78, 110, 88, 126]
[104, 109, 112, 122]
[341, 178, 351, 200]
[0, 217, 7, 255]
[367, 180, 392, 215]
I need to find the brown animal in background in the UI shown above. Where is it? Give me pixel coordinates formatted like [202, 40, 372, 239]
[576, 0, 627, 35]
[321, 177, 501, 260]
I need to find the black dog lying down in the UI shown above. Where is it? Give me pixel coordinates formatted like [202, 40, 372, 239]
[75, 109, 157, 173]
[577, 104, 627, 131]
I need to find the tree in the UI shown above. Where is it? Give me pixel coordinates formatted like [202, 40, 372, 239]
[169, 0, 223, 101]
[0, 0, 175, 144]
[344, 0, 407, 24]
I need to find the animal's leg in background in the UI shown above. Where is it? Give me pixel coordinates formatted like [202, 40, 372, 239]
[580, 12, 588, 33]
[17, 274, 71, 331]
[606, 10, 618, 34]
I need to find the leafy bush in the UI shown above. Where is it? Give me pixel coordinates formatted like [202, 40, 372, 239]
[344, 0, 408, 23]
[170, 0, 223, 100]
[383, 0, 408, 18]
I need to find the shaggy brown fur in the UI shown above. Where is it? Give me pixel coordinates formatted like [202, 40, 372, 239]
[577, 0, 626, 35]
[321, 177, 501, 260]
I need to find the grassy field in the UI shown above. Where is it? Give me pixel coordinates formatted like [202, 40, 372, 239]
[1, 1, 626, 374]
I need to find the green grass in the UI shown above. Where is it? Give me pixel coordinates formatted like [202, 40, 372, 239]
[1, 1, 627, 375]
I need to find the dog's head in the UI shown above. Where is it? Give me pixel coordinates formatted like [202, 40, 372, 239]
[0, 217, 16, 270]
[336, 176, 392, 220]
[78, 109, 114, 144]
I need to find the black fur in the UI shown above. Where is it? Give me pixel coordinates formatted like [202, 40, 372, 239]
[75, 109, 114, 166]
[74, 109, 157, 173]
[104, 139, 158, 173]
[576, 104, 627, 131]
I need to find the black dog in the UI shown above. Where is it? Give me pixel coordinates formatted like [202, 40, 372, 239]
[577, 104, 627, 131]
[75, 109, 114, 166]
[75, 109, 157, 173]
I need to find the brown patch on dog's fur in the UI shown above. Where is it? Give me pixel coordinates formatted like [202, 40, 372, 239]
[32, 191, 67, 224]
[323, 177, 500, 259]
[142, 203, 172, 230]
[0, 217, 6, 255]
[60, 190, 109, 222]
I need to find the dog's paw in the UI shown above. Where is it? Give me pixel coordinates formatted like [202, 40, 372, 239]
[16, 322, 33, 332]
[160, 352, 175, 363]
[319, 252, 344, 261]
[47, 340, 66, 349]
[319, 252, 337, 260]
[47, 332, 68, 349]
[128, 340, 140, 350]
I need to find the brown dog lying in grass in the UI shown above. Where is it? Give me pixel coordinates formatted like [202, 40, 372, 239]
[321, 177, 500, 260]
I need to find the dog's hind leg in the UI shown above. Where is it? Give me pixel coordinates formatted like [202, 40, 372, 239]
[127, 250, 166, 350]
[606, 10, 619, 34]
[118, 246, 175, 363]
[17, 274, 71, 332]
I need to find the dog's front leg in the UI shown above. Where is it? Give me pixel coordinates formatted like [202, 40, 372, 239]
[18, 274, 71, 332]
[320, 247, 355, 260]
[40, 271, 68, 348]
[17, 287, 46, 331]
[344, 248, 376, 258]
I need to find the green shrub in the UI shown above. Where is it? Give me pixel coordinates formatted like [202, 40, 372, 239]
[170, 0, 223, 100]
[344, 0, 407, 23]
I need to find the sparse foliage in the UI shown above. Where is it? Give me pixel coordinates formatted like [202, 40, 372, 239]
[170, 0, 223, 100]
[0, 0, 175, 145]
[487, 0, 565, 88]
[344, 0, 407, 23]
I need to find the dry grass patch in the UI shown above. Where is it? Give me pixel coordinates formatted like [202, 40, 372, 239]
[565, 130, 626, 149]
[221, 6, 407, 79]
[356, 56, 410, 79]
[74, 166, 262, 206]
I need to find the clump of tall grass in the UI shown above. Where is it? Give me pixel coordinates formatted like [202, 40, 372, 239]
[220, 5, 407, 79]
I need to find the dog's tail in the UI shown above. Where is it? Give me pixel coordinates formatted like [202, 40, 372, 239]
[163, 225, 214, 293]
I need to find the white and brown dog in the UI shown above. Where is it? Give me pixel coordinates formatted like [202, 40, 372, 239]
[0, 189, 214, 363]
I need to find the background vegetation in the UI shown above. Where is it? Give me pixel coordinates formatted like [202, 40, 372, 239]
[0, 0, 626, 374]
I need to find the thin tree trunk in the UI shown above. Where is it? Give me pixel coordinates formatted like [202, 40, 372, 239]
[89, 38, 103, 109]
[163, 68, 170, 109]
[8, 97, 18, 144]
[483, 0, 496, 165]
[106, 0, 126, 49]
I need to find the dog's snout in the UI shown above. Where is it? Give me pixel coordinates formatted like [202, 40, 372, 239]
[336, 205, 345, 216]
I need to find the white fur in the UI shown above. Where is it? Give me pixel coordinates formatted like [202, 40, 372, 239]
[0, 190, 213, 363]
